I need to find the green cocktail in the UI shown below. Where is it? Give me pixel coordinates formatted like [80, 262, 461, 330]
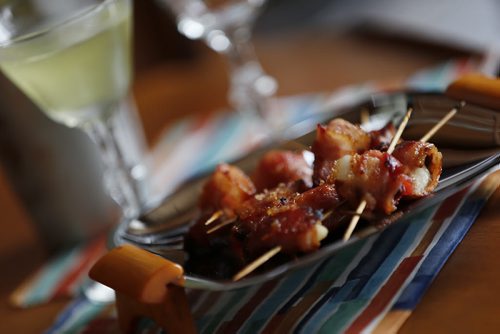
[0, 0, 144, 218]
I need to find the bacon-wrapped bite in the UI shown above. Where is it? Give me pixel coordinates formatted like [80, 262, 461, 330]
[294, 183, 340, 212]
[236, 183, 341, 224]
[236, 183, 300, 221]
[392, 141, 442, 197]
[369, 122, 396, 150]
[233, 207, 329, 257]
[329, 150, 413, 214]
[312, 119, 371, 184]
[235, 183, 341, 254]
[199, 163, 256, 218]
[251, 150, 313, 192]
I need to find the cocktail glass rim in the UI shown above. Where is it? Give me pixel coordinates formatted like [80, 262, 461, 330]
[0, 0, 118, 48]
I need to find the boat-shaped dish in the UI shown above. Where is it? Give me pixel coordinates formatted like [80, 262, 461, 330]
[111, 91, 500, 290]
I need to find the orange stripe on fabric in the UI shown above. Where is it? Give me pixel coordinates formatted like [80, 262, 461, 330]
[344, 256, 422, 334]
[372, 310, 412, 334]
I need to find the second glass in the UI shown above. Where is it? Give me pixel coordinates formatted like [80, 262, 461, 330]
[160, 0, 278, 121]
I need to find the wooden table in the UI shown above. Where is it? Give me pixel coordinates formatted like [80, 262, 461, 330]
[0, 31, 499, 333]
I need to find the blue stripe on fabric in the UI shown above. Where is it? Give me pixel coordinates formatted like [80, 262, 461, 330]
[296, 279, 360, 334]
[45, 297, 87, 333]
[341, 219, 412, 301]
[357, 206, 436, 299]
[393, 195, 488, 310]
[44, 296, 106, 334]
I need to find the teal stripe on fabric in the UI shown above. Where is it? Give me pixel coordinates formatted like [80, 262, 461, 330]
[406, 61, 451, 91]
[357, 205, 437, 299]
[300, 279, 360, 334]
[24, 245, 84, 306]
[199, 288, 254, 334]
[191, 115, 241, 175]
[199, 114, 243, 170]
[316, 240, 368, 282]
[318, 299, 368, 334]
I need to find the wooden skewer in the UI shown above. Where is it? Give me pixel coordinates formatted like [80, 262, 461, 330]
[342, 200, 367, 242]
[207, 217, 237, 234]
[419, 101, 464, 142]
[387, 107, 413, 153]
[321, 210, 332, 222]
[360, 108, 370, 125]
[204, 210, 223, 226]
[343, 104, 462, 241]
[233, 246, 282, 281]
[343, 107, 413, 241]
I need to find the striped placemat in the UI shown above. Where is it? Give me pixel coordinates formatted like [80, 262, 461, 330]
[46, 173, 498, 333]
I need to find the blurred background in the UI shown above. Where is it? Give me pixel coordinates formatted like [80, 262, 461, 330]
[133, 0, 500, 144]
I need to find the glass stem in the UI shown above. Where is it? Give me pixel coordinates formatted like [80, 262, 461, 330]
[82, 111, 142, 219]
[223, 25, 276, 120]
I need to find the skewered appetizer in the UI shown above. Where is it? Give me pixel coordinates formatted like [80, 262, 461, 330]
[184, 117, 443, 279]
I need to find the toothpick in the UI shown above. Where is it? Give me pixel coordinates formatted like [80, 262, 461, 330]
[233, 246, 282, 281]
[321, 210, 332, 222]
[207, 217, 237, 234]
[204, 210, 223, 226]
[387, 107, 413, 154]
[419, 101, 464, 142]
[360, 108, 370, 125]
[343, 107, 413, 241]
[342, 200, 367, 241]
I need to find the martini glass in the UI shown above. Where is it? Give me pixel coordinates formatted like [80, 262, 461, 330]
[160, 0, 278, 122]
[0, 0, 145, 218]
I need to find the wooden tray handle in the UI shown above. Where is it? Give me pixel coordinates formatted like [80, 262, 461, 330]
[446, 73, 500, 110]
[89, 244, 196, 334]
